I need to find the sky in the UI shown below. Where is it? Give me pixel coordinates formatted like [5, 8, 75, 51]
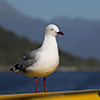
[2, 0, 100, 21]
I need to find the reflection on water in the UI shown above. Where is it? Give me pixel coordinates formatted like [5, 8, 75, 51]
[0, 71, 100, 94]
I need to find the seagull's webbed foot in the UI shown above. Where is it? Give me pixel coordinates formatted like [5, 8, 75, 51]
[34, 90, 39, 93]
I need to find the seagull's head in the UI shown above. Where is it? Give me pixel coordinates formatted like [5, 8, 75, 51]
[45, 24, 64, 37]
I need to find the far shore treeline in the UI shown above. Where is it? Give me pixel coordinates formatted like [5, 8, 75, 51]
[0, 26, 100, 70]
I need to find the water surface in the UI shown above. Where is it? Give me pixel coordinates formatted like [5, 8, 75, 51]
[0, 71, 100, 94]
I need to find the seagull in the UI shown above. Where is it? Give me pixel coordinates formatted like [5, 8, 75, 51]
[10, 24, 64, 93]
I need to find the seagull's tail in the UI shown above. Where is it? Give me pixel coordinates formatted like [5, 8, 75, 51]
[10, 63, 20, 73]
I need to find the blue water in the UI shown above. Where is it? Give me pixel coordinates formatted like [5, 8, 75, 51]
[0, 71, 100, 94]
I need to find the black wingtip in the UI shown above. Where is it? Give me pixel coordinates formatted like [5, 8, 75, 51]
[14, 63, 19, 69]
[10, 68, 14, 71]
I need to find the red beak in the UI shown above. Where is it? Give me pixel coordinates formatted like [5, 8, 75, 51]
[57, 31, 64, 35]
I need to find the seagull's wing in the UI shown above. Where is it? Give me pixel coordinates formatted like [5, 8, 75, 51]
[17, 49, 40, 73]
[18, 57, 36, 73]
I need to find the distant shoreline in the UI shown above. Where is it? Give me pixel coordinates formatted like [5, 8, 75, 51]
[0, 66, 100, 72]
[57, 66, 100, 71]
[0, 66, 11, 72]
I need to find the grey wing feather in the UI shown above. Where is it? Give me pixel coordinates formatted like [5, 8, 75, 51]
[18, 49, 39, 73]
[18, 58, 36, 73]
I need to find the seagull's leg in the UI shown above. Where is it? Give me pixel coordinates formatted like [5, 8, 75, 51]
[34, 76, 38, 93]
[43, 76, 47, 92]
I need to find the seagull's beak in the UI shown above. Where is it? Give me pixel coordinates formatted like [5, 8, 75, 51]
[57, 31, 64, 35]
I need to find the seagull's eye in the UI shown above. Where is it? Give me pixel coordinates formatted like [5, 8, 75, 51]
[51, 28, 54, 31]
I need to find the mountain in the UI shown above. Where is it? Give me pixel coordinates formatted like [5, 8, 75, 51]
[0, 1, 100, 59]
[69, 31, 100, 59]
